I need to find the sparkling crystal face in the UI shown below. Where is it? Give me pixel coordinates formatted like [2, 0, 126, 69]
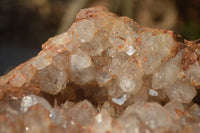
[112, 94, 127, 105]
[126, 45, 136, 56]
[0, 6, 200, 133]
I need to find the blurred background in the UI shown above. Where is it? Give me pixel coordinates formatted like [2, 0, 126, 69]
[0, 0, 200, 75]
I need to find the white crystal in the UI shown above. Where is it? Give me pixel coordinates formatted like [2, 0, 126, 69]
[70, 51, 92, 71]
[112, 94, 127, 105]
[21, 95, 52, 113]
[126, 45, 136, 56]
[149, 89, 158, 96]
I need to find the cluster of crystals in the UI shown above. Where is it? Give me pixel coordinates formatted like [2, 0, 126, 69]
[1, 95, 200, 133]
[1, 6, 200, 133]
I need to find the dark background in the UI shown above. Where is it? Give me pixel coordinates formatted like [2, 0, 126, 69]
[0, 0, 200, 75]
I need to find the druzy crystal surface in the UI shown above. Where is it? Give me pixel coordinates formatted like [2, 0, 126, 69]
[1, 6, 200, 133]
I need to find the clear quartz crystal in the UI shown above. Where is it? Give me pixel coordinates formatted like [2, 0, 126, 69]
[75, 19, 97, 43]
[91, 110, 112, 133]
[9, 71, 26, 87]
[109, 19, 133, 52]
[37, 65, 67, 94]
[52, 32, 69, 45]
[164, 101, 184, 120]
[70, 50, 92, 71]
[52, 52, 69, 71]
[189, 104, 200, 118]
[67, 100, 96, 126]
[21, 95, 52, 113]
[187, 61, 200, 85]
[96, 69, 112, 86]
[164, 80, 197, 103]
[23, 104, 51, 133]
[81, 33, 105, 56]
[118, 75, 143, 93]
[109, 29, 126, 48]
[152, 50, 182, 90]
[139, 102, 172, 130]
[116, 110, 152, 133]
[71, 67, 95, 85]
[32, 52, 52, 70]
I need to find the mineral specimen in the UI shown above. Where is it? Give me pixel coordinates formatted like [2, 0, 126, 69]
[0, 6, 200, 133]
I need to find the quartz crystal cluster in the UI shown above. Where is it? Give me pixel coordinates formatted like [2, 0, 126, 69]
[1, 6, 200, 133]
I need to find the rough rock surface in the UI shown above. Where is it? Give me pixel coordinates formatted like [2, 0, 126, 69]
[1, 6, 200, 133]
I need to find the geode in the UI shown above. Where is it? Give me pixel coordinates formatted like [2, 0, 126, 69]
[1, 6, 200, 133]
